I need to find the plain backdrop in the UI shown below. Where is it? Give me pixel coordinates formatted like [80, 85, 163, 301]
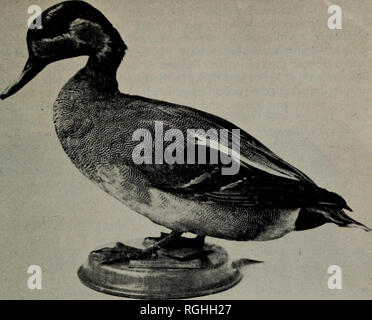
[0, 0, 371, 299]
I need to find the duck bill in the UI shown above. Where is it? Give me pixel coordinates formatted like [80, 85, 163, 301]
[1, 59, 46, 100]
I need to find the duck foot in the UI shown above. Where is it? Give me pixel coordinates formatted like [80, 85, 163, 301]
[144, 233, 208, 260]
[91, 231, 182, 265]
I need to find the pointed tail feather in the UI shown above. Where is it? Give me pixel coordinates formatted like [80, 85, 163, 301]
[346, 222, 371, 232]
[314, 207, 371, 232]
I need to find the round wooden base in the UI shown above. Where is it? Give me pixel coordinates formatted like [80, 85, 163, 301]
[78, 243, 241, 299]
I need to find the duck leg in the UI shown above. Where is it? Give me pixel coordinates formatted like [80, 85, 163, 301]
[143, 231, 183, 252]
[91, 231, 182, 265]
[189, 235, 205, 247]
[144, 233, 205, 249]
[144, 233, 207, 261]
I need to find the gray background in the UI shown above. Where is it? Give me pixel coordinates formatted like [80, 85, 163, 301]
[0, 0, 371, 299]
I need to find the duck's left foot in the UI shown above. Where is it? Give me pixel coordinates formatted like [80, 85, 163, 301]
[91, 242, 155, 265]
[91, 231, 182, 265]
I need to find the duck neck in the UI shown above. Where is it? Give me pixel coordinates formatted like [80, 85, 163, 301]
[84, 35, 126, 94]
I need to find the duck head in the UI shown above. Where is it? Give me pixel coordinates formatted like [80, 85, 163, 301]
[1, 0, 127, 100]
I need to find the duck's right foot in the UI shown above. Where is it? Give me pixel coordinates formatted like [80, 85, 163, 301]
[91, 231, 183, 265]
[144, 233, 205, 249]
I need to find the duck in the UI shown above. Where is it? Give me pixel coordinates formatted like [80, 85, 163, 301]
[1, 1, 370, 260]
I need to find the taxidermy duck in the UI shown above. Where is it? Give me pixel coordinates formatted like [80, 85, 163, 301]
[1, 1, 370, 260]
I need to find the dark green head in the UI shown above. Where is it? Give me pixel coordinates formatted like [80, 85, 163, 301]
[1, 1, 127, 100]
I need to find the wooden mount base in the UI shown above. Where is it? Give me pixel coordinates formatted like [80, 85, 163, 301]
[78, 241, 241, 299]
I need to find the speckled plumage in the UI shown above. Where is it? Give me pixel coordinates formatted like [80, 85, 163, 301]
[53, 69, 301, 240]
[2, 1, 370, 242]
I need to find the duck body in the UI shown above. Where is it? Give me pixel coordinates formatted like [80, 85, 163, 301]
[52, 63, 365, 241]
[53, 67, 302, 241]
[2, 1, 370, 243]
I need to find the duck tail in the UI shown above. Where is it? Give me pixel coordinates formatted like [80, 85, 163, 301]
[305, 187, 370, 232]
[325, 207, 371, 232]
[296, 187, 371, 232]
[312, 206, 371, 232]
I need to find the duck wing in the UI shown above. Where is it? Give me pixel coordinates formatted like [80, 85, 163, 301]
[122, 95, 317, 206]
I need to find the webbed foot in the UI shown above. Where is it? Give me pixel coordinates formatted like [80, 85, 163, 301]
[90, 242, 157, 264]
[144, 233, 208, 260]
[90, 231, 183, 265]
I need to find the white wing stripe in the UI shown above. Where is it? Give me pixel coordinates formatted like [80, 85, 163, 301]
[191, 132, 299, 181]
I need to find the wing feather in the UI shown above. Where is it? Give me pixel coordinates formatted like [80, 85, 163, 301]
[122, 95, 316, 206]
